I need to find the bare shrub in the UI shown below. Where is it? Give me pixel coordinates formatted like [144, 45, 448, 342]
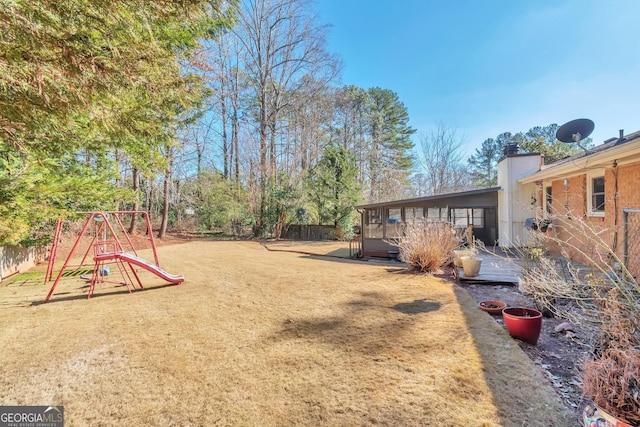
[517, 213, 640, 323]
[583, 347, 640, 423]
[582, 289, 640, 424]
[386, 222, 462, 272]
[512, 213, 640, 422]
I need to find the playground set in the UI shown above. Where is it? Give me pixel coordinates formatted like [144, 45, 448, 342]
[44, 211, 184, 301]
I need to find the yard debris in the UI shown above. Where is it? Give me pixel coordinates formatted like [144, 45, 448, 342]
[554, 322, 575, 333]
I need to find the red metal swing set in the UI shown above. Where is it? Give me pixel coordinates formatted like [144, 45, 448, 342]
[44, 211, 184, 301]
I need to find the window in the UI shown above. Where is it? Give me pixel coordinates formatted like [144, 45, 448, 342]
[364, 208, 383, 238]
[387, 208, 402, 223]
[451, 208, 485, 229]
[545, 186, 552, 214]
[452, 208, 469, 228]
[386, 208, 403, 238]
[405, 207, 424, 223]
[426, 207, 446, 223]
[472, 209, 484, 228]
[587, 173, 605, 216]
[592, 177, 605, 212]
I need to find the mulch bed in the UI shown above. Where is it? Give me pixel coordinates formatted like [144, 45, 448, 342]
[458, 280, 596, 418]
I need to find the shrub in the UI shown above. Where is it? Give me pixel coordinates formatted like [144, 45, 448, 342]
[512, 212, 640, 423]
[517, 213, 640, 323]
[582, 289, 640, 425]
[386, 222, 461, 272]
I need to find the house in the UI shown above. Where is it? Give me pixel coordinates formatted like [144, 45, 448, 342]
[519, 129, 640, 278]
[355, 187, 501, 258]
[356, 129, 640, 278]
[355, 146, 541, 258]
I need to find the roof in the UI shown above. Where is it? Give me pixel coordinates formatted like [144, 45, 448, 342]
[519, 129, 640, 184]
[355, 186, 501, 209]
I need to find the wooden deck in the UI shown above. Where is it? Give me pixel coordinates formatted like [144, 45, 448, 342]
[457, 250, 523, 285]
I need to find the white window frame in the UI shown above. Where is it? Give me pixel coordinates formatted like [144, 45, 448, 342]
[586, 170, 605, 217]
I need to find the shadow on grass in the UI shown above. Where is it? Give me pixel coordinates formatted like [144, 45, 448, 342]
[391, 298, 441, 315]
[271, 291, 441, 355]
[31, 282, 181, 305]
[451, 284, 575, 426]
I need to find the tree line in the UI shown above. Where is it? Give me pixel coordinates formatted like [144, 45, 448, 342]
[0, 0, 579, 246]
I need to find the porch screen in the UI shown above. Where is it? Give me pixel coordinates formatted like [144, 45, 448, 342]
[386, 208, 403, 238]
[452, 208, 468, 227]
[472, 209, 484, 228]
[426, 207, 446, 223]
[452, 208, 485, 229]
[405, 207, 424, 223]
[364, 208, 383, 238]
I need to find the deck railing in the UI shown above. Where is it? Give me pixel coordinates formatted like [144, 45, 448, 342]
[349, 235, 362, 258]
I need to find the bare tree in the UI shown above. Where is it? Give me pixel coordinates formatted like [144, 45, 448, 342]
[157, 145, 175, 239]
[417, 124, 471, 195]
[232, 0, 338, 235]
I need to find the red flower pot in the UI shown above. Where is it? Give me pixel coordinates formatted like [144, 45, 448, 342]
[502, 307, 542, 345]
[478, 300, 507, 315]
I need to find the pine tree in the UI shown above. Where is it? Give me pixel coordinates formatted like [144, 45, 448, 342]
[305, 142, 361, 227]
[0, 0, 236, 245]
[467, 138, 502, 187]
[366, 87, 415, 202]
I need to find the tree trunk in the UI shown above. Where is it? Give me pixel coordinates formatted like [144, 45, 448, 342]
[255, 88, 269, 237]
[158, 149, 173, 239]
[269, 119, 277, 177]
[158, 168, 171, 239]
[221, 91, 229, 178]
[128, 167, 139, 234]
[274, 209, 287, 240]
[232, 106, 240, 181]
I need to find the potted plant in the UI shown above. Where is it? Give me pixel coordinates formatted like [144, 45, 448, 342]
[478, 300, 507, 315]
[461, 255, 482, 277]
[502, 307, 542, 345]
[453, 248, 475, 268]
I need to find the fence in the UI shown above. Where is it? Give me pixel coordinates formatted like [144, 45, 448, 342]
[623, 208, 640, 278]
[282, 224, 337, 241]
[0, 245, 47, 282]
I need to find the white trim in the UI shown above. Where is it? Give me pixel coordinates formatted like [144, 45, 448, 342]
[518, 137, 640, 184]
[586, 169, 605, 217]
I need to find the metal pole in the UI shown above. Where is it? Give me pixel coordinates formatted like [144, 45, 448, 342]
[142, 211, 160, 267]
[45, 213, 95, 301]
[623, 208, 631, 269]
[44, 219, 63, 284]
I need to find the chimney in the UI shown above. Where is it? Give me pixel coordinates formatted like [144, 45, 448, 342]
[503, 143, 519, 157]
[617, 129, 626, 145]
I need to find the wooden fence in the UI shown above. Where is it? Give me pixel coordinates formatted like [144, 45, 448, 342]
[282, 225, 337, 241]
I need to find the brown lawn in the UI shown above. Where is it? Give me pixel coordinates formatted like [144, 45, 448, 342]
[0, 241, 574, 426]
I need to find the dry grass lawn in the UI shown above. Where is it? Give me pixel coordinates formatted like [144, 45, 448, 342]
[0, 241, 574, 426]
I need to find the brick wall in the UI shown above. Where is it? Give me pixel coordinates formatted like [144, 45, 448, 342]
[543, 161, 640, 277]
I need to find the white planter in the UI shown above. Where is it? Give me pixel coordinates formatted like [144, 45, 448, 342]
[461, 257, 482, 277]
[454, 249, 475, 268]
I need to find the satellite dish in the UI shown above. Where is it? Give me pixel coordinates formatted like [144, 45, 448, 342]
[556, 118, 594, 143]
[556, 118, 594, 153]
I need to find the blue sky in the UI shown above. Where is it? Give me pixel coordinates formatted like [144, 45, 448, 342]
[316, 1, 640, 155]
